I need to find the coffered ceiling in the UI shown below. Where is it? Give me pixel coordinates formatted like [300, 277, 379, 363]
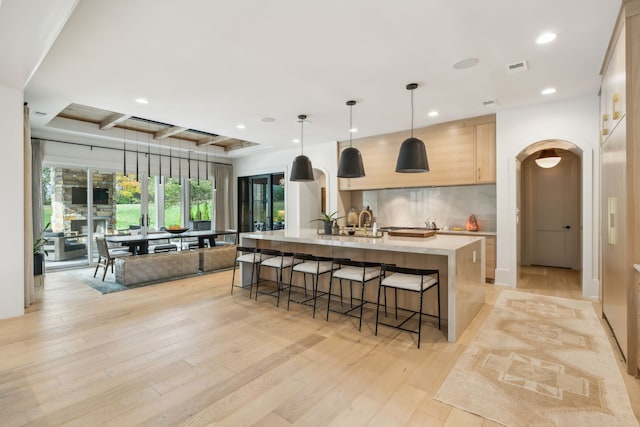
[4, 0, 621, 157]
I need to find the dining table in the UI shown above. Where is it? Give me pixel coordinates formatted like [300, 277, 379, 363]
[105, 229, 238, 255]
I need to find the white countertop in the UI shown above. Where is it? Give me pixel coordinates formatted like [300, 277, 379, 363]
[437, 230, 496, 237]
[240, 229, 483, 256]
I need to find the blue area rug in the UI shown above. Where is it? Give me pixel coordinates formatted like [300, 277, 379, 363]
[70, 267, 128, 294]
[69, 266, 231, 294]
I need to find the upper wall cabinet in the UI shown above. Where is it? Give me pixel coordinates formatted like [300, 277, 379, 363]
[338, 115, 496, 190]
[600, 22, 626, 143]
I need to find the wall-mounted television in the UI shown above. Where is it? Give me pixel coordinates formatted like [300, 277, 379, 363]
[71, 187, 110, 205]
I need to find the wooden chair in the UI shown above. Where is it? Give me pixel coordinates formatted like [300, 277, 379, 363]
[94, 237, 131, 281]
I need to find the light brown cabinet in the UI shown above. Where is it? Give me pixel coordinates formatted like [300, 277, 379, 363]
[338, 114, 495, 191]
[438, 231, 495, 282]
[599, 1, 640, 376]
[600, 22, 626, 142]
[475, 122, 496, 183]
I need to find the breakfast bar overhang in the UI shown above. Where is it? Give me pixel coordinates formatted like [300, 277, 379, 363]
[239, 229, 486, 342]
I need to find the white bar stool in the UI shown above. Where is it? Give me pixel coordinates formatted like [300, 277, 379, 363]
[375, 264, 440, 348]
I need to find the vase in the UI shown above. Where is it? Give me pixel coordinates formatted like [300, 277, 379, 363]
[323, 222, 332, 235]
[34, 253, 44, 276]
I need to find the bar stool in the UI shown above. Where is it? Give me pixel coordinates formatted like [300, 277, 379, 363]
[255, 249, 299, 307]
[231, 247, 267, 298]
[375, 264, 440, 349]
[327, 259, 381, 331]
[288, 254, 337, 318]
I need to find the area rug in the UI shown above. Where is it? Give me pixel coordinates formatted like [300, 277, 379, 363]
[434, 290, 638, 427]
[68, 267, 128, 294]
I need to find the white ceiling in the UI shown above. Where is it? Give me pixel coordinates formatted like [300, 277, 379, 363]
[10, 0, 622, 157]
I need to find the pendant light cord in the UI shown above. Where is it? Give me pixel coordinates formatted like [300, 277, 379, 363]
[300, 118, 304, 155]
[349, 104, 353, 147]
[410, 89, 414, 138]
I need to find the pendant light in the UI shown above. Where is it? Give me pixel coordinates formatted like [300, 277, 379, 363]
[535, 148, 561, 168]
[395, 83, 429, 173]
[289, 114, 314, 181]
[337, 100, 365, 178]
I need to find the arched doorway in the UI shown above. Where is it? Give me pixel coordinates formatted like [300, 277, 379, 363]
[516, 140, 582, 289]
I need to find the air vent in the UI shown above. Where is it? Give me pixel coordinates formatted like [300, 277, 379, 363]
[482, 99, 497, 107]
[506, 60, 528, 73]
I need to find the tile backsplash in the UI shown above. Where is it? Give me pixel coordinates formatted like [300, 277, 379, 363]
[361, 184, 496, 231]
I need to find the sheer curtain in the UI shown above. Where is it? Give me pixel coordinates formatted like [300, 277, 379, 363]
[24, 103, 34, 307]
[214, 163, 234, 230]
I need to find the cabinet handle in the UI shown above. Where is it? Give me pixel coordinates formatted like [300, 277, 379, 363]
[477, 168, 481, 180]
[612, 93, 620, 120]
[602, 114, 609, 136]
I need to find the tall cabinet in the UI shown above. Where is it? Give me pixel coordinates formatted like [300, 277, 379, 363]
[600, 0, 640, 376]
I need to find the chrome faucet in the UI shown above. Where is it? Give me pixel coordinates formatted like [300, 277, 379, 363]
[358, 210, 372, 228]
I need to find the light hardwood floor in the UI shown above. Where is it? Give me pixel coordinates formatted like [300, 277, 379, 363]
[0, 266, 637, 426]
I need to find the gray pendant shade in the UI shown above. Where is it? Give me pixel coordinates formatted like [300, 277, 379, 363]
[337, 146, 365, 178]
[290, 154, 314, 181]
[395, 137, 429, 172]
[396, 83, 429, 173]
[289, 114, 315, 182]
[337, 100, 365, 178]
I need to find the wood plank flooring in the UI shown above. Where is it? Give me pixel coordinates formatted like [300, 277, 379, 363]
[0, 266, 637, 426]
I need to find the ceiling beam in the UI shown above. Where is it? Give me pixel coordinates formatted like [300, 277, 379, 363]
[196, 135, 231, 146]
[99, 113, 131, 130]
[154, 126, 188, 140]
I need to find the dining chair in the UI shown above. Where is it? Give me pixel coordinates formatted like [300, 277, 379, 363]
[94, 236, 131, 281]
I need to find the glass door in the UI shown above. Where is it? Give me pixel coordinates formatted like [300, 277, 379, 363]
[251, 175, 269, 231]
[238, 173, 285, 232]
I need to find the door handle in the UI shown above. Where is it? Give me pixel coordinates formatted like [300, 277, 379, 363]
[563, 225, 571, 229]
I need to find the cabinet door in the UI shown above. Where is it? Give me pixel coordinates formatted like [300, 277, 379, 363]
[475, 123, 496, 183]
[600, 22, 626, 143]
[601, 120, 628, 360]
[338, 126, 476, 190]
[609, 22, 626, 131]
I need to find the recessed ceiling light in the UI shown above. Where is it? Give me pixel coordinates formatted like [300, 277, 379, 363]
[427, 111, 439, 117]
[135, 97, 149, 104]
[261, 117, 275, 123]
[453, 57, 479, 70]
[236, 124, 246, 129]
[541, 87, 556, 95]
[292, 139, 300, 143]
[350, 128, 358, 133]
[536, 32, 557, 45]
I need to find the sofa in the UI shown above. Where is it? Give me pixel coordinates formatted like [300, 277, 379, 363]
[198, 244, 236, 272]
[115, 250, 200, 286]
[43, 231, 87, 261]
[113, 244, 237, 286]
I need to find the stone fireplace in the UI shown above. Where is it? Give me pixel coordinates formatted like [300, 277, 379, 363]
[50, 168, 116, 235]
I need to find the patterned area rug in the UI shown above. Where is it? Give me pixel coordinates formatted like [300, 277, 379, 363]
[434, 290, 638, 427]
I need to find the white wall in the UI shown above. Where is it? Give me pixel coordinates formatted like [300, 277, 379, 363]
[496, 95, 600, 298]
[233, 141, 338, 231]
[0, 85, 26, 318]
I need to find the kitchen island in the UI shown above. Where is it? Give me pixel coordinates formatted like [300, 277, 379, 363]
[239, 229, 486, 342]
